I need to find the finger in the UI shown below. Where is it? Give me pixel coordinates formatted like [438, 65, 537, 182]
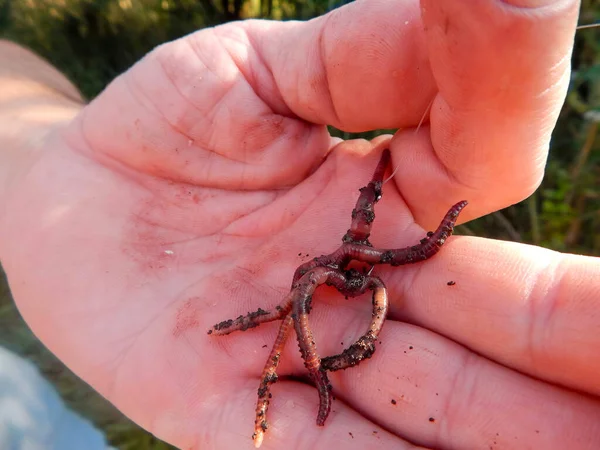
[148, 363, 410, 449]
[383, 235, 600, 397]
[74, 0, 430, 192]
[206, 381, 410, 449]
[251, 0, 435, 131]
[81, 0, 436, 190]
[324, 321, 600, 450]
[391, 0, 580, 226]
[197, 248, 600, 450]
[99, 306, 409, 449]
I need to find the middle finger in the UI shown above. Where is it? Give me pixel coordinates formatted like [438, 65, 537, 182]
[321, 319, 600, 449]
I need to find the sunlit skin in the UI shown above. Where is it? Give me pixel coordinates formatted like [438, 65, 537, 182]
[2, 1, 600, 449]
[209, 149, 468, 447]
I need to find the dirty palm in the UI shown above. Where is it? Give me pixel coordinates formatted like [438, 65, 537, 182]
[209, 149, 468, 447]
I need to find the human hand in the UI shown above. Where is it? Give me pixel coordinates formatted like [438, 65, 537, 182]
[2, 0, 599, 449]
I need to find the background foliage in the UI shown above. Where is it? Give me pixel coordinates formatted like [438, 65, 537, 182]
[0, 0, 599, 448]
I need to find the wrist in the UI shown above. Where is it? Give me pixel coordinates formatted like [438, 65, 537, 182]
[0, 40, 84, 216]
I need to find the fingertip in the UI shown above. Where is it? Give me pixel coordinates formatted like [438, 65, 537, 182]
[421, 0, 579, 109]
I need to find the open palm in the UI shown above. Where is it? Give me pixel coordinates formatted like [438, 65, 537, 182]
[3, 0, 600, 449]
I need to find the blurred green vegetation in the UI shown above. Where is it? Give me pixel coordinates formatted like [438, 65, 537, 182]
[0, 0, 599, 449]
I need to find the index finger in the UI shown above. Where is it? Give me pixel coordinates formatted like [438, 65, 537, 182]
[253, 0, 579, 224]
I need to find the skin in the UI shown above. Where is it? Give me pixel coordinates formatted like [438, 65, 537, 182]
[1, 0, 599, 448]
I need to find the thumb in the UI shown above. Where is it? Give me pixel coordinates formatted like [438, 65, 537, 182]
[391, 0, 580, 226]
